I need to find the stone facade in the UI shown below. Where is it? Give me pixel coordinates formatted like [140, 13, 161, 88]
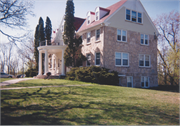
[81, 25, 158, 88]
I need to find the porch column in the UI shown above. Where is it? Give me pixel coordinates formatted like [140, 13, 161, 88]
[38, 51, 42, 75]
[61, 49, 65, 75]
[44, 49, 48, 75]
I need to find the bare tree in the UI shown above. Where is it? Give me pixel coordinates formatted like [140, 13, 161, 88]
[0, 0, 34, 43]
[153, 11, 180, 86]
[0, 43, 7, 72]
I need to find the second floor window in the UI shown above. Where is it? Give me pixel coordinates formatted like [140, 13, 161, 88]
[87, 32, 91, 43]
[96, 29, 100, 41]
[139, 54, 150, 67]
[141, 34, 149, 45]
[117, 29, 127, 42]
[115, 52, 129, 66]
[95, 52, 100, 65]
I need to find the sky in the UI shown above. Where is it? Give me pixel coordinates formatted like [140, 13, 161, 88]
[1, 0, 179, 44]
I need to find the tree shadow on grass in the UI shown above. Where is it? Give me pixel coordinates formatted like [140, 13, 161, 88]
[1, 88, 179, 125]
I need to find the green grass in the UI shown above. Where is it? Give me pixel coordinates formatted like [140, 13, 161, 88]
[1, 80, 179, 125]
[0, 78, 15, 83]
[1, 79, 94, 88]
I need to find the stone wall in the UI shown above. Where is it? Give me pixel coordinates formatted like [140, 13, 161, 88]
[81, 25, 158, 88]
[103, 26, 158, 88]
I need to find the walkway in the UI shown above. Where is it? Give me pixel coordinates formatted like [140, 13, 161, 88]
[0, 78, 36, 86]
[0, 84, 93, 90]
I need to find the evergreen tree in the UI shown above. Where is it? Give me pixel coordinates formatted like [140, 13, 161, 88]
[34, 24, 39, 72]
[45, 16, 52, 45]
[38, 17, 45, 44]
[63, 0, 86, 67]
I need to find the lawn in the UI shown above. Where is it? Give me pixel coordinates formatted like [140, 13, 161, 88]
[1, 80, 179, 125]
[1, 79, 93, 88]
[0, 78, 15, 83]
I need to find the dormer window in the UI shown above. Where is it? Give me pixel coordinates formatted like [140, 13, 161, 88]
[87, 16, 90, 24]
[126, 9, 143, 24]
[96, 11, 99, 20]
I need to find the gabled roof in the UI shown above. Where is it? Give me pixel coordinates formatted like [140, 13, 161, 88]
[78, 0, 127, 33]
[74, 17, 85, 31]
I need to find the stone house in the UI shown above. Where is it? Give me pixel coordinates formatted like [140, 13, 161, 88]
[76, 0, 159, 88]
[37, 0, 158, 88]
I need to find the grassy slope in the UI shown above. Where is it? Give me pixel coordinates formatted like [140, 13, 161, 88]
[0, 78, 15, 83]
[1, 81, 179, 125]
[1, 79, 93, 88]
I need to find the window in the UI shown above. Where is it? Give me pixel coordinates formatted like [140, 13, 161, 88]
[127, 76, 133, 87]
[138, 12, 142, 23]
[87, 32, 91, 43]
[96, 29, 100, 41]
[50, 59, 52, 68]
[126, 9, 130, 20]
[117, 29, 126, 42]
[126, 9, 142, 23]
[141, 76, 149, 88]
[132, 11, 136, 22]
[140, 34, 149, 45]
[115, 52, 129, 66]
[96, 11, 99, 20]
[139, 54, 150, 67]
[86, 54, 91, 66]
[87, 16, 90, 24]
[95, 52, 100, 65]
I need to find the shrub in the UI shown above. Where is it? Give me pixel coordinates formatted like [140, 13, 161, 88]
[66, 66, 119, 85]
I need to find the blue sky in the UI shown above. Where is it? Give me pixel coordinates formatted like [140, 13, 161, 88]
[1, 0, 179, 43]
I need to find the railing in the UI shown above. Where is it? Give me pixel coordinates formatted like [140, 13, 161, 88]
[39, 40, 63, 47]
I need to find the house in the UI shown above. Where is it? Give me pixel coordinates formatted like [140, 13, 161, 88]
[37, 0, 158, 88]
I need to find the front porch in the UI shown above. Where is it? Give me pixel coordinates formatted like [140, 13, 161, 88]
[37, 42, 67, 76]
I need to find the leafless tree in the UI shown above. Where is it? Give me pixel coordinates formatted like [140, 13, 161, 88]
[153, 11, 180, 86]
[0, 0, 34, 43]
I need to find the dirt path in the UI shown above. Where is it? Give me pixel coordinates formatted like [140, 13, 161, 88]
[0, 78, 36, 86]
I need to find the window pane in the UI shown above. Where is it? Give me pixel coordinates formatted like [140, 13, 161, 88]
[138, 13, 142, 23]
[141, 77, 144, 82]
[96, 59, 100, 65]
[127, 82, 132, 87]
[138, 18, 142, 23]
[96, 12, 99, 20]
[141, 82, 144, 87]
[116, 59, 121, 65]
[123, 53, 128, 59]
[132, 11, 136, 22]
[122, 31, 126, 41]
[138, 13, 142, 18]
[145, 55, 150, 66]
[96, 53, 100, 59]
[141, 34, 144, 39]
[117, 30, 121, 41]
[96, 29, 100, 40]
[126, 9, 130, 20]
[139, 55, 144, 66]
[146, 77, 149, 87]
[115, 52, 121, 59]
[145, 35, 148, 44]
[123, 59, 128, 65]
[141, 39, 144, 44]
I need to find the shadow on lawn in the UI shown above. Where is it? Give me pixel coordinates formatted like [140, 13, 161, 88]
[1, 88, 179, 125]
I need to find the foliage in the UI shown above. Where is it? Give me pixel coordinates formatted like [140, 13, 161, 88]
[63, 0, 86, 67]
[154, 11, 180, 86]
[34, 25, 39, 71]
[38, 17, 45, 42]
[66, 66, 119, 85]
[45, 16, 52, 45]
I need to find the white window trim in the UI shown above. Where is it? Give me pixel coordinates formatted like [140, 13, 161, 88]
[141, 76, 150, 88]
[117, 29, 127, 42]
[125, 8, 143, 24]
[87, 32, 91, 44]
[95, 11, 99, 21]
[139, 54, 151, 67]
[95, 29, 101, 42]
[115, 52, 129, 67]
[86, 54, 91, 67]
[140, 34, 149, 45]
[127, 76, 133, 88]
[95, 52, 100, 66]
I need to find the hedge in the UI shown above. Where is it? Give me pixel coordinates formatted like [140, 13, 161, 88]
[66, 66, 119, 85]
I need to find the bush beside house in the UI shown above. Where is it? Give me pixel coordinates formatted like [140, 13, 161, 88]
[66, 66, 119, 85]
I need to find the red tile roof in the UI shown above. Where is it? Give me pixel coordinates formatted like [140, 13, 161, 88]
[74, 17, 85, 31]
[78, 0, 127, 33]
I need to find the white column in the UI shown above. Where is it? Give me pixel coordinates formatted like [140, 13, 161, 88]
[61, 49, 65, 75]
[44, 49, 48, 75]
[38, 51, 42, 75]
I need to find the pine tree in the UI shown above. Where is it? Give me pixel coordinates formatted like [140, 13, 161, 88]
[38, 17, 45, 43]
[63, 0, 86, 67]
[34, 24, 39, 72]
[45, 16, 52, 45]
